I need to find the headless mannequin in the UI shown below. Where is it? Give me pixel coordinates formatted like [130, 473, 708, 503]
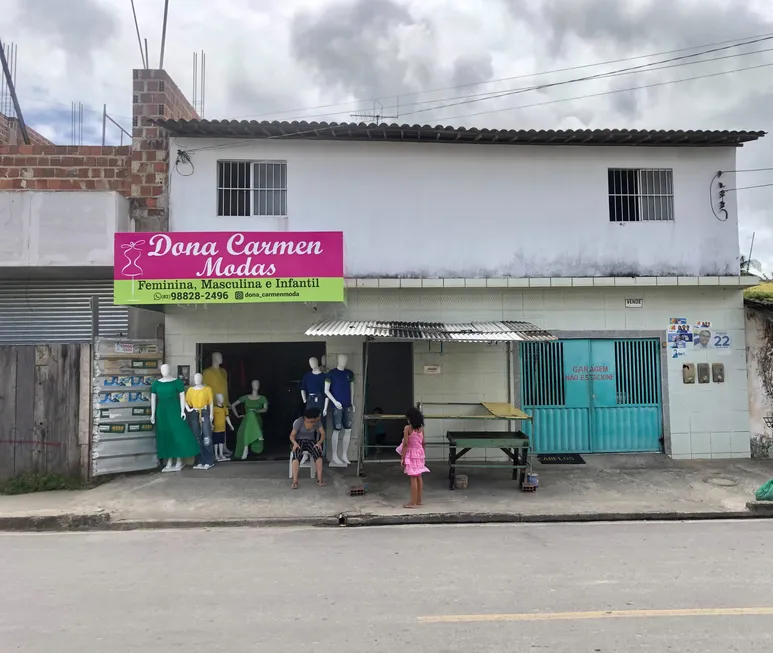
[231, 380, 268, 460]
[300, 357, 330, 415]
[151, 363, 187, 472]
[185, 373, 214, 470]
[324, 354, 355, 467]
[203, 351, 231, 456]
[213, 393, 234, 462]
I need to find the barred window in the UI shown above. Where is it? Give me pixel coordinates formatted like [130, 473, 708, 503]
[217, 161, 287, 217]
[608, 168, 674, 222]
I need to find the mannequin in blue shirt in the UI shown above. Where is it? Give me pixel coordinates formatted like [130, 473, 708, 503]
[324, 354, 355, 466]
[300, 357, 329, 414]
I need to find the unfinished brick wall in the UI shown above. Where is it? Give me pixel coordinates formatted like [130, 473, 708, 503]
[0, 68, 198, 231]
[0, 145, 130, 192]
[0, 114, 55, 146]
[131, 69, 198, 231]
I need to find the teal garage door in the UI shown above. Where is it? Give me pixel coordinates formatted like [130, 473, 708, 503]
[521, 339, 662, 454]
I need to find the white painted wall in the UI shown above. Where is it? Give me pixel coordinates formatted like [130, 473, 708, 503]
[169, 138, 742, 277]
[0, 191, 129, 267]
[745, 305, 773, 458]
[164, 286, 749, 461]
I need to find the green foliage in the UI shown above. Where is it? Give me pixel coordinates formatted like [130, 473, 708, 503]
[745, 283, 773, 303]
[0, 472, 85, 496]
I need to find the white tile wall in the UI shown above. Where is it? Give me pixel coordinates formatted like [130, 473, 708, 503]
[164, 285, 750, 461]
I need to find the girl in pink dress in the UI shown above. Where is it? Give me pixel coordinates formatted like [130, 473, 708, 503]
[399, 407, 429, 508]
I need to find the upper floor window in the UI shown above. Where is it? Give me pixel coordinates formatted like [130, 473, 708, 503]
[217, 160, 287, 217]
[608, 168, 673, 222]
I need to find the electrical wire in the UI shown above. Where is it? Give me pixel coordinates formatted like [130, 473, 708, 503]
[720, 167, 773, 173]
[724, 183, 773, 192]
[226, 31, 773, 122]
[174, 149, 195, 176]
[16, 95, 133, 121]
[400, 35, 773, 117]
[438, 60, 773, 123]
[709, 173, 773, 224]
[278, 45, 773, 124]
[181, 59, 773, 155]
[710, 172, 729, 222]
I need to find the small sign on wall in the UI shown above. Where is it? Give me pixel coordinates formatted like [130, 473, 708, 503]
[625, 298, 643, 308]
[423, 365, 441, 375]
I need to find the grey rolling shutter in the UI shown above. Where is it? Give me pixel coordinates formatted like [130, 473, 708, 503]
[0, 279, 128, 344]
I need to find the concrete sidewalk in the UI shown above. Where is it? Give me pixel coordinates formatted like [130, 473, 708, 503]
[1, 454, 772, 530]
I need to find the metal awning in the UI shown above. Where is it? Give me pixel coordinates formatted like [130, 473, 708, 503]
[305, 320, 555, 342]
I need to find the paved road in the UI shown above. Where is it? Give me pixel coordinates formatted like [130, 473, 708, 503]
[0, 521, 771, 652]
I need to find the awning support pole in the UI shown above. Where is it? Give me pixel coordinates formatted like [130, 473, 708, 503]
[357, 337, 371, 477]
[506, 342, 514, 433]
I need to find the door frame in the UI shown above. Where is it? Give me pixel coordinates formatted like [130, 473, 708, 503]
[516, 330, 672, 455]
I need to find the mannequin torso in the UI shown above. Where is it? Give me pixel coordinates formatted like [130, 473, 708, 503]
[185, 374, 214, 421]
[325, 365, 354, 408]
[301, 369, 326, 395]
[301, 357, 328, 414]
[203, 353, 229, 407]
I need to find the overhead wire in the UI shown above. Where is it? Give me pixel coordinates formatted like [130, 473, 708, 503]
[226, 30, 773, 122]
[724, 183, 773, 192]
[277, 45, 773, 124]
[439, 60, 773, 122]
[720, 167, 773, 173]
[399, 34, 773, 117]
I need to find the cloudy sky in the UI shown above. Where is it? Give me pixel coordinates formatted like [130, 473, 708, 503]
[2, 0, 771, 271]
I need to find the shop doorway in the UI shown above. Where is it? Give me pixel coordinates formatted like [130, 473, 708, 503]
[199, 342, 326, 460]
[363, 341, 414, 456]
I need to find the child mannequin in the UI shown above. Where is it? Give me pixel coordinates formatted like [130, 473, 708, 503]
[212, 393, 234, 462]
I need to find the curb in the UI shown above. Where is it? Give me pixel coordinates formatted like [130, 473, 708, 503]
[746, 500, 773, 514]
[0, 513, 111, 532]
[340, 510, 773, 527]
[104, 516, 341, 531]
[1, 509, 771, 532]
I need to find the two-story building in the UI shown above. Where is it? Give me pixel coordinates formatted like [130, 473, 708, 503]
[132, 118, 763, 466]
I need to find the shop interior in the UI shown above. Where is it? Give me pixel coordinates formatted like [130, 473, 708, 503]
[362, 341, 414, 457]
[199, 342, 326, 460]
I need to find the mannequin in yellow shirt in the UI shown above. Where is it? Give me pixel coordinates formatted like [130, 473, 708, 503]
[212, 393, 234, 462]
[202, 352, 229, 408]
[185, 373, 215, 470]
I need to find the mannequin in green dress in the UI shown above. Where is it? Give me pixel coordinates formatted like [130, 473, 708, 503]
[150, 364, 200, 472]
[230, 379, 268, 459]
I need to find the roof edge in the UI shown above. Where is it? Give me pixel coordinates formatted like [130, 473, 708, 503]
[157, 119, 766, 147]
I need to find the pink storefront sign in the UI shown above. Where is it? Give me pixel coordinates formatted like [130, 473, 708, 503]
[114, 231, 344, 280]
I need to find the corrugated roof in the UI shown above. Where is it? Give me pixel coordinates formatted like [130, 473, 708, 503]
[305, 320, 556, 342]
[158, 119, 765, 147]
